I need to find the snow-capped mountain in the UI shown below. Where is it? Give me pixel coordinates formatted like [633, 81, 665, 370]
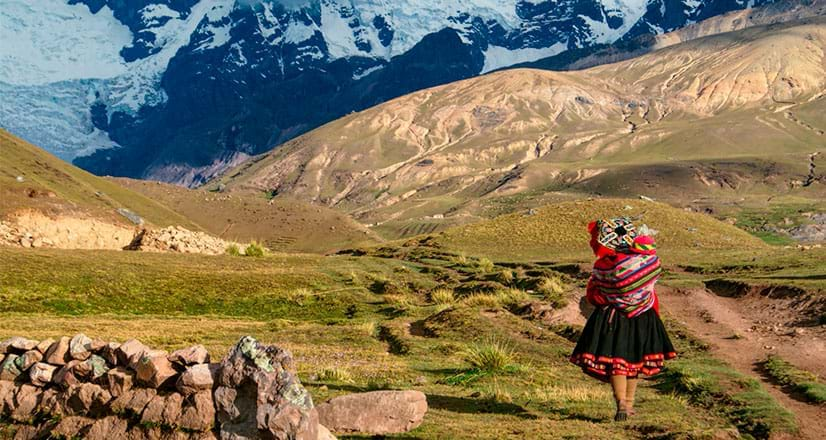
[0, 0, 775, 186]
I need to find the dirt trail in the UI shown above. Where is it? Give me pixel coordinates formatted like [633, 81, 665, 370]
[659, 287, 826, 440]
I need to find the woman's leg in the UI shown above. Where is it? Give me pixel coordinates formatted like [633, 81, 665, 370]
[610, 374, 628, 421]
[626, 377, 638, 415]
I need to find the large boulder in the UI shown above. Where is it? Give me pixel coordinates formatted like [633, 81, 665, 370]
[214, 336, 317, 440]
[316, 390, 428, 435]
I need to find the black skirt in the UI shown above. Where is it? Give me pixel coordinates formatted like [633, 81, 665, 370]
[570, 306, 677, 381]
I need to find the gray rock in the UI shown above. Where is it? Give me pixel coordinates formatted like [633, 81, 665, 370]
[179, 390, 215, 432]
[316, 390, 428, 435]
[0, 354, 23, 381]
[169, 344, 210, 366]
[75, 354, 110, 380]
[135, 350, 177, 388]
[69, 333, 93, 361]
[176, 363, 214, 396]
[44, 336, 72, 366]
[116, 339, 149, 368]
[215, 336, 317, 440]
[50, 416, 94, 438]
[35, 338, 54, 354]
[86, 415, 129, 440]
[29, 362, 57, 387]
[105, 367, 134, 397]
[11, 384, 42, 422]
[18, 350, 43, 371]
[0, 337, 38, 354]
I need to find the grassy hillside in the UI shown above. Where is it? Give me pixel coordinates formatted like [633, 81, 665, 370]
[0, 129, 197, 228]
[115, 178, 379, 253]
[434, 198, 767, 261]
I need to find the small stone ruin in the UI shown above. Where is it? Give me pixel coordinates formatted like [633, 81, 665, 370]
[0, 335, 318, 439]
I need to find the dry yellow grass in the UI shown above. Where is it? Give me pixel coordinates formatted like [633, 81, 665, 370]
[437, 198, 767, 261]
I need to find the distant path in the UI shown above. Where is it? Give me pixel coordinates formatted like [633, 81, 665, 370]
[659, 286, 826, 440]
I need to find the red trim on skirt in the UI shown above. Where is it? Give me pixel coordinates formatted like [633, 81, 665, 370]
[570, 351, 677, 380]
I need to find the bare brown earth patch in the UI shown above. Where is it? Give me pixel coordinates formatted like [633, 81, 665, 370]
[660, 286, 826, 440]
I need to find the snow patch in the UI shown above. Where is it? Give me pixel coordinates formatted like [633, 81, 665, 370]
[482, 42, 568, 73]
[0, 0, 132, 86]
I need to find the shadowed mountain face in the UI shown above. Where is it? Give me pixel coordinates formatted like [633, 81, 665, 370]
[216, 17, 826, 234]
[0, 0, 779, 186]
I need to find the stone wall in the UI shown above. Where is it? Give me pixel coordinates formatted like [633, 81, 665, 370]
[0, 335, 317, 440]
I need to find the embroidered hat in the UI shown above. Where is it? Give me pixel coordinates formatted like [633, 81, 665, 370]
[595, 217, 637, 251]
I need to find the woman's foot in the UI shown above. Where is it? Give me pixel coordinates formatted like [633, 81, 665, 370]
[614, 399, 628, 421]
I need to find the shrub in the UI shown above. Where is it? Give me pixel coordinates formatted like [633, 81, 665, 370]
[464, 338, 515, 373]
[225, 243, 241, 256]
[430, 288, 456, 305]
[244, 241, 266, 257]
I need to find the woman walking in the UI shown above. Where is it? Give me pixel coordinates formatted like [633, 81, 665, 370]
[570, 218, 677, 421]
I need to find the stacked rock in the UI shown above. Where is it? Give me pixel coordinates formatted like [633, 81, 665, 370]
[0, 335, 320, 440]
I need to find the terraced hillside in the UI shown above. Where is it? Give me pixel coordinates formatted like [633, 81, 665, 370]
[216, 17, 826, 239]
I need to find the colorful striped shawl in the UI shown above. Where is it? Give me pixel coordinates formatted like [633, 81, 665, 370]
[590, 253, 661, 317]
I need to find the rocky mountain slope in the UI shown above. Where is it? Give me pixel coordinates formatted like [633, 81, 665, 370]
[215, 17, 826, 236]
[0, 0, 780, 186]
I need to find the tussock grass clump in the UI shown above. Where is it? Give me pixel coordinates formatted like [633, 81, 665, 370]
[498, 269, 515, 284]
[476, 257, 495, 273]
[763, 355, 826, 404]
[430, 288, 456, 305]
[461, 293, 501, 308]
[494, 288, 531, 307]
[383, 294, 414, 308]
[537, 276, 567, 308]
[464, 338, 516, 373]
[442, 338, 521, 386]
[225, 243, 241, 256]
[285, 287, 314, 305]
[318, 367, 353, 383]
[244, 241, 266, 257]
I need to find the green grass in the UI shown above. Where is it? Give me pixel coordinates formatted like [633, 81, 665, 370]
[656, 356, 798, 439]
[763, 355, 826, 405]
[0, 246, 799, 439]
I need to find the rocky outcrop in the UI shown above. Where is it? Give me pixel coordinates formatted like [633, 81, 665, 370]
[316, 390, 428, 435]
[0, 336, 321, 440]
[124, 226, 236, 255]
